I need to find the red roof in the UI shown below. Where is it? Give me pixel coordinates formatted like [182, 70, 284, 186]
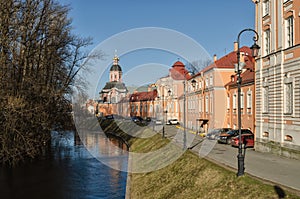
[200, 46, 252, 73]
[224, 49, 255, 87]
[130, 90, 158, 102]
[169, 60, 191, 80]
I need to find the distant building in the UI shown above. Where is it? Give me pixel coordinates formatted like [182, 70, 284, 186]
[129, 89, 158, 118]
[156, 60, 191, 124]
[98, 54, 128, 116]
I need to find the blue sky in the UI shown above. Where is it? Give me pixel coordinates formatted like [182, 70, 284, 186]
[58, 0, 256, 98]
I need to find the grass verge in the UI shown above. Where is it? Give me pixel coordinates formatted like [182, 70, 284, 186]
[128, 134, 300, 199]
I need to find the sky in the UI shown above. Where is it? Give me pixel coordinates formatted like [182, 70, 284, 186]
[57, 0, 256, 99]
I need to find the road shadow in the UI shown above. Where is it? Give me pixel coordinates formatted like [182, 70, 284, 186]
[274, 185, 286, 199]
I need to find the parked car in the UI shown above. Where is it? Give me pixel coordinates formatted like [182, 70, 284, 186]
[155, 119, 162, 125]
[167, 119, 179, 125]
[218, 129, 253, 144]
[231, 133, 254, 148]
[206, 128, 231, 140]
[131, 116, 143, 123]
[105, 114, 114, 120]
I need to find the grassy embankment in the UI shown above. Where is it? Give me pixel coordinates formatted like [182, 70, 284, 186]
[127, 129, 300, 199]
[84, 118, 300, 198]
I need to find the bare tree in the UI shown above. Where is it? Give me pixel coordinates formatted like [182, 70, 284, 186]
[186, 59, 213, 75]
[0, 0, 96, 165]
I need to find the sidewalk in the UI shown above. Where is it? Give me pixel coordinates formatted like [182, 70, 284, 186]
[162, 125, 300, 193]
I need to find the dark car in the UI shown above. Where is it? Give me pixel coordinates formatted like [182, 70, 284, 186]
[218, 129, 253, 144]
[131, 116, 143, 123]
[206, 128, 231, 140]
[105, 114, 114, 119]
[231, 133, 254, 148]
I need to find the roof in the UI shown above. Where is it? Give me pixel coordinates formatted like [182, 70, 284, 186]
[169, 60, 191, 80]
[110, 64, 122, 72]
[200, 46, 252, 73]
[101, 81, 127, 92]
[225, 53, 255, 88]
[129, 90, 158, 102]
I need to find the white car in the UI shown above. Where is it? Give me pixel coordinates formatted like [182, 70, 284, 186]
[168, 119, 179, 125]
[155, 120, 162, 125]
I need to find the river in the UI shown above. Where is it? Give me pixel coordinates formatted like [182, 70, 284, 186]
[0, 131, 128, 199]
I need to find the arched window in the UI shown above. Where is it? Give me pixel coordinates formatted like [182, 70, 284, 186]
[284, 135, 293, 142]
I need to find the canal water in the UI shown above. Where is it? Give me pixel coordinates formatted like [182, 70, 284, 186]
[0, 131, 128, 199]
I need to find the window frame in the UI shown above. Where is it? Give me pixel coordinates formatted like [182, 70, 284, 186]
[264, 29, 270, 55]
[263, 0, 270, 17]
[284, 81, 293, 115]
[285, 16, 294, 48]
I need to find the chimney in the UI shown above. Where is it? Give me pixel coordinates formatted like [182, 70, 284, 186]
[234, 42, 238, 52]
[213, 54, 217, 62]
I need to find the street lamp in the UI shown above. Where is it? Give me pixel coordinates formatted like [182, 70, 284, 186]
[236, 28, 260, 177]
[161, 87, 171, 138]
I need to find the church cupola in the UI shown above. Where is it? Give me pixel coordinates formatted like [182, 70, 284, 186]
[109, 54, 122, 82]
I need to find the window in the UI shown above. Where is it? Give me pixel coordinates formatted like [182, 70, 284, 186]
[199, 98, 202, 113]
[264, 29, 270, 55]
[247, 91, 252, 114]
[284, 135, 293, 142]
[205, 96, 209, 113]
[210, 75, 213, 86]
[263, 132, 269, 138]
[227, 95, 230, 112]
[263, 0, 269, 16]
[240, 92, 244, 111]
[263, 86, 269, 113]
[210, 95, 213, 113]
[285, 16, 294, 48]
[233, 93, 237, 111]
[284, 82, 293, 114]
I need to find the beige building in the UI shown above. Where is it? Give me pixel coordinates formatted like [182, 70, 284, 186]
[187, 46, 253, 132]
[155, 61, 191, 124]
[253, 0, 300, 157]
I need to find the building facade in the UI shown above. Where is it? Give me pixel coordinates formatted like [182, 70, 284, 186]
[155, 61, 191, 124]
[225, 52, 255, 132]
[253, 0, 300, 157]
[187, 46, 254, 132]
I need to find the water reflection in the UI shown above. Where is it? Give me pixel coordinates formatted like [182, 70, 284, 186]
[0, 131, 128, 199]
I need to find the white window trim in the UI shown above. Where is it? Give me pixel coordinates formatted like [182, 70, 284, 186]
[264, 29, 270, 56]
[263, 0, 270, 17]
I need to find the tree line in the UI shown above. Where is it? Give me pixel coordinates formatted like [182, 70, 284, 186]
[0, 0, 93, 165]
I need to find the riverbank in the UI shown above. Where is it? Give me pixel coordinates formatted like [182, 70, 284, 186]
[95, 118, 300, 198]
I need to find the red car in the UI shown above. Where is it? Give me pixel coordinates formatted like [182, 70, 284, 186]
[231, 133, 254, 148]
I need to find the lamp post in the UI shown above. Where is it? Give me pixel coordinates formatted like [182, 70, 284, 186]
[161, 87, 171, 138]
[236, 28, 260, 177]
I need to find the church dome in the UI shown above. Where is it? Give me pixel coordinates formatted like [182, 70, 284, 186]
[110, 64, 122, 71]
[172, 61, 185, 68]
[110, 54, 122, 71]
